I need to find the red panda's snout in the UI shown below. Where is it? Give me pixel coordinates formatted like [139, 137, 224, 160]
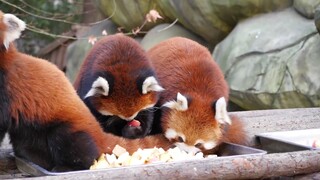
[161, 93, 231, 154]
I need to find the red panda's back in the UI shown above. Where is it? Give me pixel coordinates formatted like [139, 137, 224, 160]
[148, 37, 229, 103]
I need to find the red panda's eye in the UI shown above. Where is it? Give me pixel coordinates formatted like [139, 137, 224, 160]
[177, 136, 184, 142]
[195, 143, 203, 148]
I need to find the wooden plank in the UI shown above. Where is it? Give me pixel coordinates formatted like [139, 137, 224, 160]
[230, 108, 320, 146]
[37, 31, 75, 57]
[11, 150, 320, 180]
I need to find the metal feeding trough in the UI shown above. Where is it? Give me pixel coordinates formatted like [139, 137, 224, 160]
[14, 142, 266, 177]
[257, 128, 320, 153]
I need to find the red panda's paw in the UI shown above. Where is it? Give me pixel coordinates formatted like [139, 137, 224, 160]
[122, 120, 149, 139]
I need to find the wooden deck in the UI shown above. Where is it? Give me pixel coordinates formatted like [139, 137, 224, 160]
[1, 108, 320, 179]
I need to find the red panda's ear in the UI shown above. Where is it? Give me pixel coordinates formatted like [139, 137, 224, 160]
[142, 76, 164, 94]
[3, 13, 26, 49]
[163, 92, 188, 111]
[84, 77, 109, 98]
[214, 97, 231, 125]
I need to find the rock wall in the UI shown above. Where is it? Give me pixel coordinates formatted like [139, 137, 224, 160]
[213, 8, 319, 109]
[65, 1, 320, 110]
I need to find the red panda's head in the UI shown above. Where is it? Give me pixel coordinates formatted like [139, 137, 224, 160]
[0, 11, 26, 50]
[81, 34, 164, 121]
[85, 75, 163, 120]
[161, 93, 231, 154]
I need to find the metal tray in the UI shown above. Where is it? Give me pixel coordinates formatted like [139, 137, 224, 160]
[257, 128, 320, 153]
[14, 142, 266, 177]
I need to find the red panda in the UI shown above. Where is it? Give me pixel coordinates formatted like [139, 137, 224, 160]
[74, 34, 163, 139]
[147, 37, 247, 154]
[0, 11, 171, 172]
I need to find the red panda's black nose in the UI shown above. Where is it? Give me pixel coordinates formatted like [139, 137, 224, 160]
[170, 144, 177, 149]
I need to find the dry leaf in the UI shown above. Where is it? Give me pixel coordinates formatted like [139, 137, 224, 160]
[102, 30, 108, 36]
[146, 9, 163, 23]
[88, 36, 97, 45]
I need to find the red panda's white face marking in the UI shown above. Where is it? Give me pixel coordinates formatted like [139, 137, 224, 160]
[116, 103, 156, 120]
[2, 13, 26, 50]
[194, 139, 217, 150]
[142, 76, 164, 94]
[98, 109, 113, 116]
[118, 112, 139, 121]
[165, 128, 184, 140]
[175, 142, 201, 154]
[84, 76, 109, 98]
[165, 128, 218, 154]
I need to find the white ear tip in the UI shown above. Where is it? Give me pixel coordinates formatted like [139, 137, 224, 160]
[215, 97, 231, 125]
[216, 97, 226, 105]
[4, 14, 26, 31]
[84, 77, 109, 98]
[84, 89, 95, 99]
[162, 92, 188, 111]
[142, 76, 164, 94]
[3, 13, 26, 50]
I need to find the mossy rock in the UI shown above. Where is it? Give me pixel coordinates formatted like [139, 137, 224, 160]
[157, 0, 292, 45]
[140, 23, 209, 51]
[213, 8, 319, 110]
[97, 0, 169, 32]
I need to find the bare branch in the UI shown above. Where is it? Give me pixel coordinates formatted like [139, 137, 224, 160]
[1, 0, 79, 25]
[0, 0, 116, 26]
[157, 19, 179, 32]
[18, 0, 92, 18]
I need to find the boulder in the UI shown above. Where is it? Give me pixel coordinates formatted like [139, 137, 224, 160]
[157, 0, 292, 45]
[140, 23, 209, 51]
[65, 20, 118, 83]
[294, 0, 320, 18]
[213, 8, 319, 110]
[315, 5, 320, 33]
[97, 0, 169, 32]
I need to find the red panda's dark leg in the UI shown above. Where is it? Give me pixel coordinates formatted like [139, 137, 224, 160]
[47, 123, 99, 171]
[10, 119, 99, 171]
[0, 70, 10, 145]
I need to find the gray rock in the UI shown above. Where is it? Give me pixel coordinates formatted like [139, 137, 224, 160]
[213, 8, 319, 110]
[140, 23, 209, 51]
[157, 0, 292, 45]
[315, 5, 320, 33]
[294, 0, 320, 18]
[96, 0, 168, 32]
[65, 20, 117, 83]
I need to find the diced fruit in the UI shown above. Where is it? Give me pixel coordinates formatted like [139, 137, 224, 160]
[312, 140, 320, 148]
[112, 144, 127, 157]
[90, 145, 217, 170]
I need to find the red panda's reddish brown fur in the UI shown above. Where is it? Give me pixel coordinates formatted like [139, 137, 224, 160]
[148, 37, 247, 154]
[0, 11, 170, 171]
[222, 115, 247, 144]
[73, 34, 163, 139]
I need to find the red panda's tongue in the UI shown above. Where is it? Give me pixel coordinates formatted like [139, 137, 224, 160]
[128, 119, 141, 127]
